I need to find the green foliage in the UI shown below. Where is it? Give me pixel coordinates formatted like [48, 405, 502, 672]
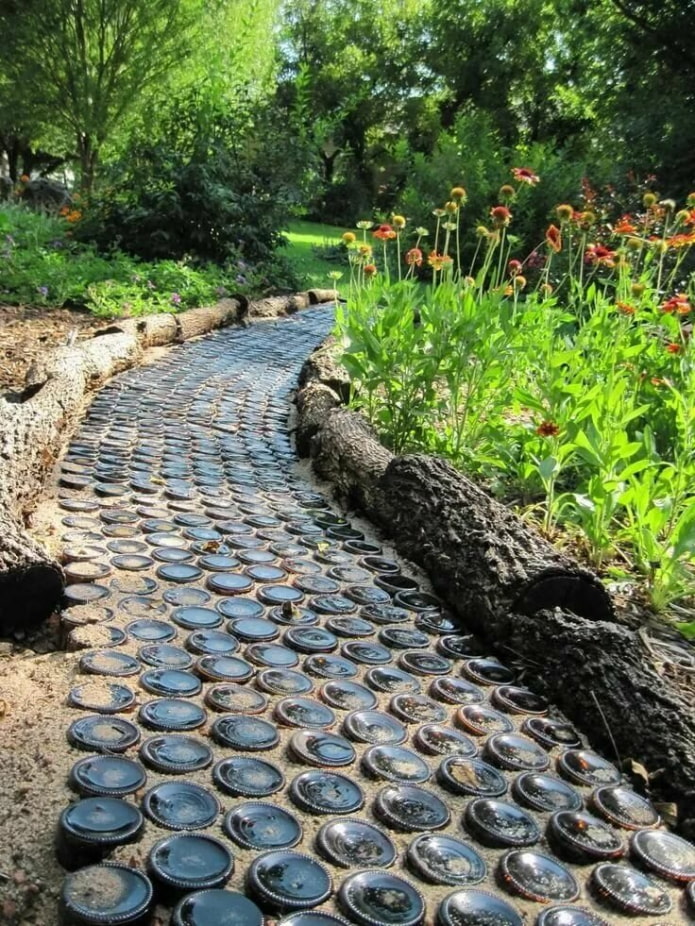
[0, 202, 292, 316]
[279, 221, 348, 290]
[337, 181, 695, 615]
[76, 91, 297, 269]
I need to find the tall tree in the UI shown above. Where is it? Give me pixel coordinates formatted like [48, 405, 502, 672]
[0, 0, 203, 191]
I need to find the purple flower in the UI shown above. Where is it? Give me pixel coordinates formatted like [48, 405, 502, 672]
[37, 285, 49, 297]
[236, 275, 247, 284]
[51, 239, 64, 249]
[170, 292, 182, 305]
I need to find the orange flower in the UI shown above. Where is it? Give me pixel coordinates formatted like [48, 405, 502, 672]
[363, 264, 378, 277]
[614, 215, 638, 234]
[59, 205, 70, 216]
[427, 251, 453, 272]
[66, 210, 82, 223]
[405, 248, 423, 267]
[615, 302, 636, 316]
[373, 224, 396, 241]
[511, 167, 540, 185]
[490, 205, 512, 227]
[666, 343, 682, 354]
[666, 233, 695, 249]
[545, 224, 562, 253]
[513, 275, 527, 290]
[358, 244, 373, 257]
[661, 294, 692, 315]
[536, 421, 560, 437]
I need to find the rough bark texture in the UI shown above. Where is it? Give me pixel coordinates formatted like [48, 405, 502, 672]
[505, 608, 695, 840]
[1, 294, 334, 635]
[247, 293, 310, 318]
[377, 454, 614, 625]
[308, 288, 339, 305]
[295, 335, 695, 833]
[294, 383, 341, 458]
[311, 408, 394, 513]
[296, 335, 351, 402]
[0, 512, 64, 635]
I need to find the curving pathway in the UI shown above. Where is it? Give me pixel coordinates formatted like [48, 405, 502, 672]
[52, 307, 695, 925]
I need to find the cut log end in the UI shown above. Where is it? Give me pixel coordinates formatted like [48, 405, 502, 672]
[514, 568, 615, 623]
[0, 563, 64, 634]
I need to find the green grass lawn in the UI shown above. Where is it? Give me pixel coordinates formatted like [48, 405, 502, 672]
[280, 219, 349, 292]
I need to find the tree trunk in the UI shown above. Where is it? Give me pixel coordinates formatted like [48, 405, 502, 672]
[78, 134, 98, 195]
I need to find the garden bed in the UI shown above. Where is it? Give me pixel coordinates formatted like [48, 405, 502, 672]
[295, 335, 695, 839]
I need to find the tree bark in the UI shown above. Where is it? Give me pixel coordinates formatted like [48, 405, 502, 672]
[174, 300, 242, 341]
[376, 454, 614, 626]
[505, 608, 695, 839]
[311, 408, 394, 513]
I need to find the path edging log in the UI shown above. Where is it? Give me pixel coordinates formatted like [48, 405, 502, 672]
[295, 334, 695, 836]
[0, 292, 333, 634]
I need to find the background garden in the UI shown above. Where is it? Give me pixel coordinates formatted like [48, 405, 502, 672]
[1, 0, 694, 624]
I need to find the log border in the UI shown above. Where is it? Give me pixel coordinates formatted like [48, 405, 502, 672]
[294, 335, 695, 838]
[0, 290, 336, 635]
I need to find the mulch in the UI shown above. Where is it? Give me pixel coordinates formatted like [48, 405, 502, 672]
[0, 305, 106, 392]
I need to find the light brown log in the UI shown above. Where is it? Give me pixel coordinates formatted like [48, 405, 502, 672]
[174, 300, 241, 341]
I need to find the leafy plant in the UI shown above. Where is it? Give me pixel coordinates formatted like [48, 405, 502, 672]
[336, 175, 695, 616]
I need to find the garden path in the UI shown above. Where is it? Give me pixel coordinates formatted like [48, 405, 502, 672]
[1, 306, 693, 925]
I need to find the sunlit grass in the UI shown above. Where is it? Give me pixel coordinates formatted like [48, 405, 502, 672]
[281, 219, 348, 292]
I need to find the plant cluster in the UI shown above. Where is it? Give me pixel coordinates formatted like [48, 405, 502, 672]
[336, 173, 695, 623]
[0, 202, 288, 316]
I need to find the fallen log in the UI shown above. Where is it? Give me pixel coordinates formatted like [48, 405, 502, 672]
[506, 608, 695, 840]
[296, 334, 351, 402]
[247, 293, 311, 319]
[312, 408, 393, 513]
[174, 299, 242, 341]
[0, 331, 142, 632]
[376, 453, 614, 625]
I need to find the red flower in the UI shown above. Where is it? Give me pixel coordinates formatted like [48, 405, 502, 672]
[661, 294, 692, 315]
[536, 421, 560, 437]
[405, 248, 423, 267]
[585, 243, 616, 267]
[490, 205, 512, 227]
[666, 343, 682, 354]
[373, 224, 396, 241]
[508, 259, 523, 276]
[545, 224, 562, 253]
[363, 264, 378, 277]
[511, 167, 540, 186]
